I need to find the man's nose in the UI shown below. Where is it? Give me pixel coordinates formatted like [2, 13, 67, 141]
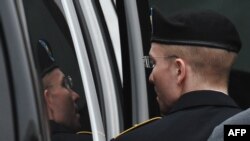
[72, 91, 80, 101]
[149, 72, 154, 84]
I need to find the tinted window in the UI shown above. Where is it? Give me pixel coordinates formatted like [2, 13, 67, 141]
[23, 0, 91, 131]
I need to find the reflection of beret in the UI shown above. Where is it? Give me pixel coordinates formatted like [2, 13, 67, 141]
[37, 39, 58, 77]
[151, 8, 242, 53]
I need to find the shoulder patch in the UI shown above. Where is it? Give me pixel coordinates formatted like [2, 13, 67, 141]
[114, 117, 162, 139]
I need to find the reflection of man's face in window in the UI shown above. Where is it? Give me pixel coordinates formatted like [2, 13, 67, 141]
[43, 68, 81, 130]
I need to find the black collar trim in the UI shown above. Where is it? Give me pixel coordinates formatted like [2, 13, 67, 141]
[167, 90, 239, 115]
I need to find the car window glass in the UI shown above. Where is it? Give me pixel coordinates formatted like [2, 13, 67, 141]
[22, 0, 91, 132]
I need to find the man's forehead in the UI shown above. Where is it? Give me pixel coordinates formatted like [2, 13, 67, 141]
[43, 68, 64, 81]
[149, 43, 168, 56]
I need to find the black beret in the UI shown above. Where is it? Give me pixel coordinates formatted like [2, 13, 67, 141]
[37, 39, 58, 77]
[151, 8, 242, 53]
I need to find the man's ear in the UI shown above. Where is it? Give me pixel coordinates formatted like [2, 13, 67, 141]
[44, 89, 50, 104]
[44, 89, 54, 119]
[175, 58, 186, 85]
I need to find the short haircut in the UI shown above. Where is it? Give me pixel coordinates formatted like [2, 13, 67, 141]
[161, 44, 237, 83]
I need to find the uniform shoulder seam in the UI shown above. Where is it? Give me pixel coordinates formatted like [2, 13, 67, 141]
[114, 117, 162, 139]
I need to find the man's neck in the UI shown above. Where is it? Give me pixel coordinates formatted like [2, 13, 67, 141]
[181, 80, 228, 95]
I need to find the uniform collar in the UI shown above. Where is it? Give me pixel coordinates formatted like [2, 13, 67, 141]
[167, 90, 239, 115]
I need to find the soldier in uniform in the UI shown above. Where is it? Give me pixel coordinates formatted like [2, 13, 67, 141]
[111, 8, 242, 141]
[37, 40, 92, 141]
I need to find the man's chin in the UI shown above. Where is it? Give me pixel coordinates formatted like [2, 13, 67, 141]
[72, 121, 81, 130]
[76, 113, 80, 119]
[69, 115, 81, 130]
[74, 115, 81, 129]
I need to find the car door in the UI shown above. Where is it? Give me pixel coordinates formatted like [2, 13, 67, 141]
[117, 0, 154, 127]
[21, 0, 125, 140]
[0, 0, 50, 141]
[1, 0, 156, 140]
[71, 0, 155, 137]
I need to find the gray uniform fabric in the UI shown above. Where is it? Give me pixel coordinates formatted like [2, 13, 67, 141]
[208, 108, 250, 141]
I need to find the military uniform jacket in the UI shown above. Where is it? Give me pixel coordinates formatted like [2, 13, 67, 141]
[50, 121, 92, 141]
[112, 90, 242, 141]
